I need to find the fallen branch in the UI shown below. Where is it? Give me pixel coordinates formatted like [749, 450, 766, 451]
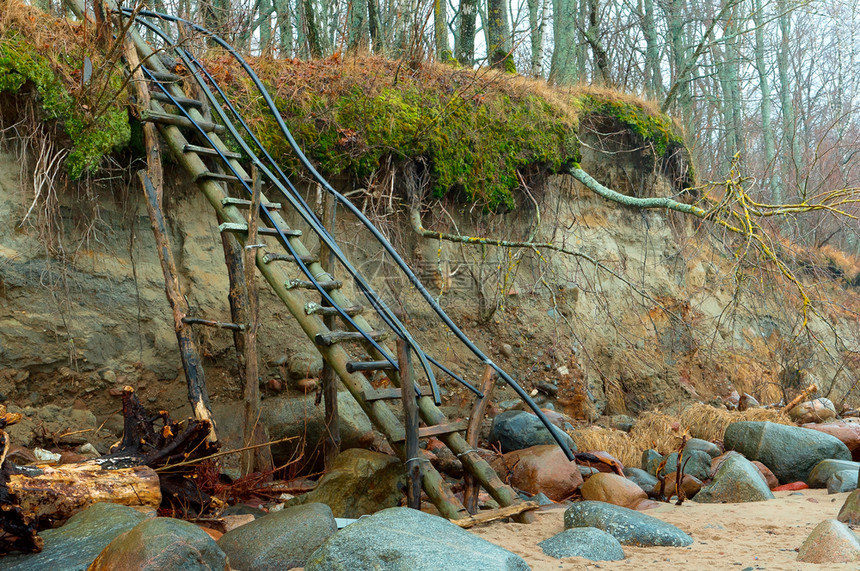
[782, 383, 818, 413]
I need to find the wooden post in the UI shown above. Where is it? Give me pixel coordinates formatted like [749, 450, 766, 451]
[464, 365, 496, 514]
[319, 190, 340, 470]
[398, 339, 421, 509]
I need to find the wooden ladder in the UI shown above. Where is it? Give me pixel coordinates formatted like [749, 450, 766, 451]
[125, 28, 529, 520]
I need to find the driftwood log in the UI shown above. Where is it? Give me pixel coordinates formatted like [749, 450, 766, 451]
[0, 388, 217, 554]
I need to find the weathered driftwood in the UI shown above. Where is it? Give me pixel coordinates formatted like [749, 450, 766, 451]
[782, 383, 818, 413]
[0, 389, 217, 554]
[450, 501, 539, 529]
[464, 366, 496, 514]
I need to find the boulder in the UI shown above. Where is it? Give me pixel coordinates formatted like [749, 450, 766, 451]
[305, 507, 528, 570]
[656, 450, 711, 481]
[751, 461, 779, 489]
[827, 470, 858, 494]
[838, 489, 860, 525]
[290, 449, 405, 517]
[261, 393, 374, 467]
[789, 398, 837, 424]
[694, 454, 774, 503]
[488, 410, 576, 453]
[723, 421, 851, 483]
[538, 527, 625, 561]
[580, 473, 647, 509]
[654, 472, 703, 500]
[578, 451, 625, 475]
[563, 501, 693, 547]
[642, 449, 662, 475]
[491, 445, 583, 501]
[626, 467, 659, 493]
[2, 502, 155, 571]
[807, 459, 860, 488]
[88, 517, 228, 571]
[684, 438, 721, 458]
[217, 503, 336, 570]
[804, 422, 860, 461]
[797, 519, 860, 563]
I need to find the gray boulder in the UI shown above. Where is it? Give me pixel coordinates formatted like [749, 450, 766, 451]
[626, 467, 659, 493]
[724, 421, 851, 483]
[217, 503, 336, 570]
[538, 527, 625, 561]
[489, 410, 576, 453]
[290, 448, 405, 517]
[656, 450, 711, 481]
[684, 438, 721, 458]
[305, 507, 529, 570]
[564, 501, 693, 547]
[88, 517, 227, 571]
[694, 454, 774, 503]
[642, 449, 663, 475]
[807, 459, 860, 488]
[2, 502, 155, 571]
[827, 470, 858, 494]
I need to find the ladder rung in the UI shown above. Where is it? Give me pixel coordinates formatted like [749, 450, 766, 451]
[363, 386, 435, 401]
[347, 361, 397, 373]
[393, 420, 469, 442]
[151, 91, 204, 110]
[263, 252, 316, 264]
[219, 223, 302, 238]
[141, 110, 225, 134]
[144, 68, 183, 82]
[314, 330, 388, 346]
[285, 278, 341, 291]
[305, 302, 363, 316]
[195, 171, 252, 185]
[181, 317, 244, 331]
[184, 144, 242, 160]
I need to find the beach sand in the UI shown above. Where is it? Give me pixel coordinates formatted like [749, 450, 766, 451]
[471, 488, 859, 570]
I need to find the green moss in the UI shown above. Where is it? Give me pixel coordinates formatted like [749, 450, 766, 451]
[0, 33, 130, 178]
[581, 94, 685, 157]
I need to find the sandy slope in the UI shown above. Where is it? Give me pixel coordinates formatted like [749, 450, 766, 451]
[471, 489, 859, 570]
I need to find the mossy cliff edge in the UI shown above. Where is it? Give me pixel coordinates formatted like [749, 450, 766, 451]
[0, 3, 690, 207]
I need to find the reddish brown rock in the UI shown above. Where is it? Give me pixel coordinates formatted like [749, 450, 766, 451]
[804, 422, 860, 461]
[492, 445, 582, 501]
[580, 472, 646, 509]
[751, 461, 779, 489]
[578, 451, 626, 476]
[655, 472, 703, 499]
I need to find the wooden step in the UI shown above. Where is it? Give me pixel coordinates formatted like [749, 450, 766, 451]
[314, 330, 388, 346]
[392, 420, 469, 442]
[219, 222, 302, 238]
[363, 386, 436, 401]
[305, 302, 363, 317]
[222, 197, 282, 211]
[285, 278, 340, 291]
[263, 252, 316, 264]
[346, 360, 397, 373]
[195, 171, 252, 185]
[151, 91, 204, 109]
[181, 317, 244, 331]
[184, 144, 242, 160]
[141, 110, 225, 134]
[144, 68, 183, 82]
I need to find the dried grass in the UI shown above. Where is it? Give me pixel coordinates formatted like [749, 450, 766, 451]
[569, 403, 794, 469]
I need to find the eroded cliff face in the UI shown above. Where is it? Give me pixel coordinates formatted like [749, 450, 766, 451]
[0, 139, 858, 430]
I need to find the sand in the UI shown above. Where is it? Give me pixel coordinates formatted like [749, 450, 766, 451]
[471, 489, 859, 570]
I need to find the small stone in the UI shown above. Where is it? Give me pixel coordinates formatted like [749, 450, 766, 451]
[642, 449, 663, 476]
[564, 501, 693, 547]
[500, 343, 514, 358]
[827, 470, 858, 494]
[222, 514, 256, 532]
[738, 393, 760, 411]
[108, 387, 123, 397]
[789, 398, 838, 424]
[267, 378, 283, 392]
[797, 519, 860, 563]
[538, 527, 625, 561]
[296, 378, 318, 393]
[838, 489, 860, 524]
[655, 472, 703, 500]
[684, 438, 721, 458]
[626, 467, 659, 493]
[536, 381, 558, 396]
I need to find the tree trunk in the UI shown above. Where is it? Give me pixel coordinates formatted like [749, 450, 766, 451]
[456, 0, 478, 66]
[641, 0, 662, 98]
[434, 0, 449, 60]
[752, 0, 777, 200]
[487, 0, 513, 69]
[549, 0, 578, 84]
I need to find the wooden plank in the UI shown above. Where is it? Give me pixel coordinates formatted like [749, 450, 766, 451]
[399, 340, 421, 510]
[286, 279, 342, 291]
[219, 222, 302, 238]
[314, 330, 388, 346]
[195, 171, 252, 185]
[224, 197, 282, 210]
[364, 386, 434, 401]
[464, 365, 497, 514]
[185, 144, 242, 160]
[304, 302, 363, 316]
[143, 68, 182, 82]
[450, 502, 539, 529]
[263, 252, 317, 265]
[141, 109, 225, 134]
[151, 91, 204, 109]
[181, 317, 244, 331]
[346, 360, 397, 373]
[391, 420, 469, 441]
